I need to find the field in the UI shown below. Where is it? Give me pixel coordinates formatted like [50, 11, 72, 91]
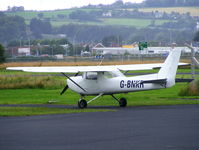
[23, 17, 172, 28]
[139, 7, 199, 17]
[49, 18, 172, 28]
[100, 18, 171, 27]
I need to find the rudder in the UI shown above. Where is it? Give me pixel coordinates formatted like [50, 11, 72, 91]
[158, 49, 182, 87]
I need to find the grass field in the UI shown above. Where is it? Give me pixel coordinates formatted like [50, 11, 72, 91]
[49, 18, 171, 27]
[100, 18, 171, 27]
[139, 7, 199, 17]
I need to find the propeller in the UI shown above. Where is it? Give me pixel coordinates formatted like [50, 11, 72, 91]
[60, 85, 68, 95]
[60, 72, 86, 95]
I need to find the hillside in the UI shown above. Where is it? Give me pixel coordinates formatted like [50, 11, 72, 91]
[1, 5, 198, 44]
[5, 7, 198, 28]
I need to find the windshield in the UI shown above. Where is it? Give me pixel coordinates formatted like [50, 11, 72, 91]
[85, 72, 98, 80]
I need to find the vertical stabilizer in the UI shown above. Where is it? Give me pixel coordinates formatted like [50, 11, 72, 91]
[158, 49, 182, 87]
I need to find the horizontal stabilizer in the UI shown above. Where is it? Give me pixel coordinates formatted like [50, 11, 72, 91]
[141, 78, 193, 84]
[175, 78, 194, 83]
[141, 79, 167, 84]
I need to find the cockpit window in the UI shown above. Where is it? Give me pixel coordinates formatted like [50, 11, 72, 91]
[85, 72, 98, 80]
[103, 71, 118, 78]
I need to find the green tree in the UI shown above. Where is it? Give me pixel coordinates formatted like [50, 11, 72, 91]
[0, 44, 5, 63]
[30, 18, 52, 38]
[138, 42, 148, 50]
[0, 15, 26, 42]
[69, 10, 98, 22]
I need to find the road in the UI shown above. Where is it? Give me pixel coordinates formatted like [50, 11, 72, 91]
[0, 105, 199, 150]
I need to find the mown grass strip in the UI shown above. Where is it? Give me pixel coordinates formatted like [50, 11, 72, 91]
[0, 107, 114, 117]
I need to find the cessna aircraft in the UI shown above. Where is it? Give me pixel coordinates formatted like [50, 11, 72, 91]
[7, 49, 185, 108]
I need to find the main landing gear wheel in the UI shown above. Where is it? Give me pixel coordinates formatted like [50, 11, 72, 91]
[78, 99, 87, 109]
[119, 97, 127, 107]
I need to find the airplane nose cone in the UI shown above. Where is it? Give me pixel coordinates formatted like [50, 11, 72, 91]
[67, 77, 86, 94]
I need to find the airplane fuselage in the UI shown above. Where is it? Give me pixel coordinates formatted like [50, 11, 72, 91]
[67, 74, 166, 95]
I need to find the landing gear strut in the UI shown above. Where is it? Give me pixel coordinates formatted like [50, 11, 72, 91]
[111, 95, 127, 107]
[78, 93, 103, 109]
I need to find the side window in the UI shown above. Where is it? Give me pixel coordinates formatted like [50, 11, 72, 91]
[85, 72, 98, 80]
[103, 72, 117, 78]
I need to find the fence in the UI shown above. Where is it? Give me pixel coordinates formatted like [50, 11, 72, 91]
[5, 52, 197, 63]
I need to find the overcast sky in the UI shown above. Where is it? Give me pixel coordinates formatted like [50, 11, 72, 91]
[0, 0, 144, 11]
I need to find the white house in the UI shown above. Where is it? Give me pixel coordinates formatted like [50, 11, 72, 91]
[18, 47, 30, 56]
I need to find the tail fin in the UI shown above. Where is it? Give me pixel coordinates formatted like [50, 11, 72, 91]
[158, 49, 182, 87]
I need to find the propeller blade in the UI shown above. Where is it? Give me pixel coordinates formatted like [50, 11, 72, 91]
[60, 85, 69, 95]
[61, 72, 87, 92]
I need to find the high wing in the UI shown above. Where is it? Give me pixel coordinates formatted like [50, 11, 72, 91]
[6, 62, 188, 73]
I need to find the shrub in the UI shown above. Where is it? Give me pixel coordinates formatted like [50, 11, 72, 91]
[179, 80, 199, 96]
[0, 44, 5, 63]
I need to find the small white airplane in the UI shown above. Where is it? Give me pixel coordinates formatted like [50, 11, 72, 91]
[7, 49, 186, 108]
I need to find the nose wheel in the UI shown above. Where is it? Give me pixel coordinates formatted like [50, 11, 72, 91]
[78, 99, 87, 109]
[119, 98, 127, 107]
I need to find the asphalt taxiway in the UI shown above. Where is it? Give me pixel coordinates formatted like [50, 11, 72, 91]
[0, 105, 199, 150]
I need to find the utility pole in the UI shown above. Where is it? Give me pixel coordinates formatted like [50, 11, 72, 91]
[185, 43, 199, 80]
